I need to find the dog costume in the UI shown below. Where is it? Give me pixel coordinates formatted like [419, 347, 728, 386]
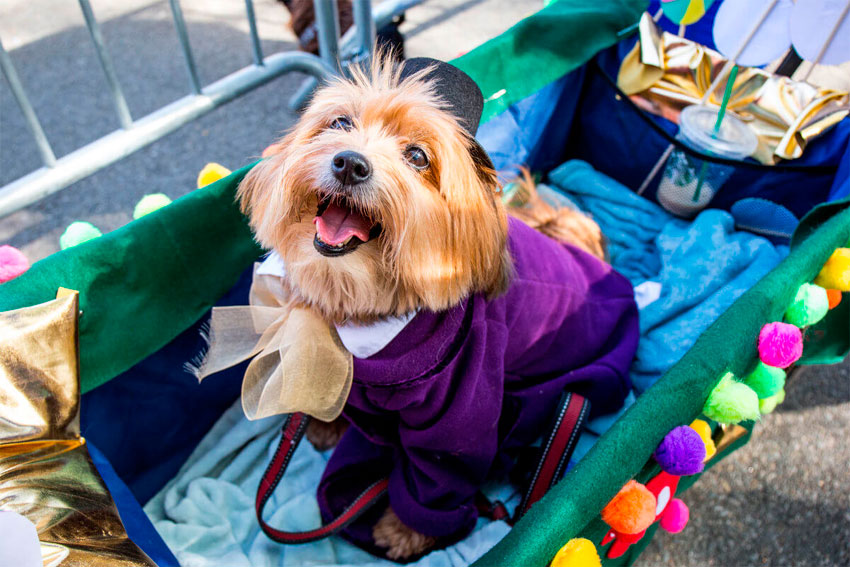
[317, 217, 639, 549]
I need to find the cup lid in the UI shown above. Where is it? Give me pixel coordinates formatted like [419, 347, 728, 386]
[678, 105, 759, 160]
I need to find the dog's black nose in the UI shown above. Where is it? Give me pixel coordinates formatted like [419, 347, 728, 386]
[331, 151, 371, 185]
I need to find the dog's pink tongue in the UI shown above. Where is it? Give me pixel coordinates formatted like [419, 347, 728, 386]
[314, 202, 372, 245]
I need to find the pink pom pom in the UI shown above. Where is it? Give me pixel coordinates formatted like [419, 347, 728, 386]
[0, 245, 30, 283]
[659, 498, 689, 533]
[758, 322, 803, 368]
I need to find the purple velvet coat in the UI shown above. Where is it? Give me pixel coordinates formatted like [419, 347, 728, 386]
[317, 218, 639, 550]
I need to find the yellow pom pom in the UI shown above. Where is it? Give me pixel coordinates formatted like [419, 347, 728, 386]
[758, 389, 786, 414]
[815, 248, 850, 291]
[689, 419, 716, 461]
[550, 538, 601, 567]
[197, 162, 232, 188]
[133, 193, 172, 219]
[703, 372, 760, 424]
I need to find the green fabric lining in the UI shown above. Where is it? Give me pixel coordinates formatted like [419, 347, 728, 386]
[472, 201, 850, 566]
[0, 164, 263, 393]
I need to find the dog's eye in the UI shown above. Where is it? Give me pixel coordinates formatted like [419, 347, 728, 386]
[403, 146, 429, 170]
[329, 116, 353, 131]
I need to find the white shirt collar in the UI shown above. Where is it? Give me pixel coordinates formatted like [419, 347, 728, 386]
[257, 251, 415, 358]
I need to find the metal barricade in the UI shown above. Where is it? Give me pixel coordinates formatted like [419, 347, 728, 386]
[0, 0, 419, 218]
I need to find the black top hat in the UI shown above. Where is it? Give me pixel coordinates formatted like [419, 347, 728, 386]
[399, 57, 485, 137]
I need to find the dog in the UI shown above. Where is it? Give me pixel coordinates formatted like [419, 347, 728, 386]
[238, 55, 639, 560]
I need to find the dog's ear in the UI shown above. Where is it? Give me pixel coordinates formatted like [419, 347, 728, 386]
[236, 130, 298, 249]
[469, 138, 512, 298]
[467, 138, 498, 189]
[441, 135, 512, 300]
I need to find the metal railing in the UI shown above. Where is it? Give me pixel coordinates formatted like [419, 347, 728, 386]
[0, 0, 418, 219]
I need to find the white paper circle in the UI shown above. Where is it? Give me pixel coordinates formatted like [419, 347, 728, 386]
[713, 0, 794, 67]
[656, 485, 672, 516]
[0, 511, 42, 567]
[791, 0, 850, 66]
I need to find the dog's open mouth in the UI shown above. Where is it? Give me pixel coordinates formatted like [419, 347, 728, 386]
[313, 196, 381, 257]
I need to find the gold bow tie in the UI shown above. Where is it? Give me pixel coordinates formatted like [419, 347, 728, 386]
[193, 264, 353, 422]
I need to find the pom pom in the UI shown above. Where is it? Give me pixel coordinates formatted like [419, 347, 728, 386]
[550, 538, 601, 567]
[815, 248, 850, 291]
[826, 288, 842, 310]
[60, 221, 102, 250]
[688, 419, 716, 461]
[197, 162, 232, 188]
[758, 389, 786, 414]
[653, 426, 706, 476]
[784, 283, 829, 327]
[133, 193, 172, 219]
[601, 480, 657, 535]
[0, 245, 30, 283]
[703, 372, 760, 424]
[758, 322, 803, 368]
[659, 498, 689, 533]
[743, 361, 786, 399]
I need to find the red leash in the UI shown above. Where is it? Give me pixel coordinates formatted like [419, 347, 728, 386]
[255, 412, 389, 544]
[516, 392, 589, 518]
[256, 393, 589, 543]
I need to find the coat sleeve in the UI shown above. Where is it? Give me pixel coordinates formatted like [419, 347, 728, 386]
[382, 318, 507, 541]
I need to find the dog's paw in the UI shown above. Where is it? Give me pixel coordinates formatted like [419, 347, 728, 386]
[373, 507, 436, 561]
[305, 417, 348, 451]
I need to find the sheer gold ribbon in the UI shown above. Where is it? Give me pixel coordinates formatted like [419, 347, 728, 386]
[618, 13, 849, 164]
[192, 264, 353, 422]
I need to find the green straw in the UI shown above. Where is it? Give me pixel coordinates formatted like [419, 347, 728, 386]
[693, 64, 739, 202]
[713, 65, 739, 134]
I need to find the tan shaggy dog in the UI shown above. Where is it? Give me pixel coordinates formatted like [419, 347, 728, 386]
[238, 56, 604, 560]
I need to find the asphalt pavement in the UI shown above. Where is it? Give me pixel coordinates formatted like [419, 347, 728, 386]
[1, 1, 848, 566]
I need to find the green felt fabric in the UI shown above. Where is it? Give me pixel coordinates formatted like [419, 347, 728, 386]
[454, 0, 648, 123]
[472, 200, 850, 566]
[0, 164, 262, 393]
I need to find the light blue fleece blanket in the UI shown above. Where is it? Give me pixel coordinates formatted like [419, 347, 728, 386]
[144, 401, 518, 567]
[548, 160, 787, 392]
[145, 160, 786, 566]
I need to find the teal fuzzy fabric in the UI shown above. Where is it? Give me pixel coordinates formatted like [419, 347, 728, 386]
[548, 160, 788, 393]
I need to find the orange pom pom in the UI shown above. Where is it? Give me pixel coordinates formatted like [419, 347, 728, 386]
[826, 288, 842, 310]
[601, 480, 657, 535]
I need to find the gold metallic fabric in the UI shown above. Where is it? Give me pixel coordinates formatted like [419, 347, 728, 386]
[618, 13, 849, 164]
[0, 293, 155, 567]
[192, 264, 354, 422]
[712, 423, 750, 456]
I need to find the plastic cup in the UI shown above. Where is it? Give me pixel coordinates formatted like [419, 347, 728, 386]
[656, 105, 758, 217]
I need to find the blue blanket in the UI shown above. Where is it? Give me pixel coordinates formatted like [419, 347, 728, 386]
[143, 402, 519, 567]
[547, 160, 787, 392]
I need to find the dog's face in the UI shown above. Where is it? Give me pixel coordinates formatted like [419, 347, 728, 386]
[238, 59, 511, 323]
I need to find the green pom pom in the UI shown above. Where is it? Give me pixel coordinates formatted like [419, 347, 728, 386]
[60, 221, 102, 250]
[758, 389, 786, 414]
[743, 361, 786, 399]
[785, 283, 829, 327]
[133, 193, 172, 219]
[703, 372, 760, 424]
